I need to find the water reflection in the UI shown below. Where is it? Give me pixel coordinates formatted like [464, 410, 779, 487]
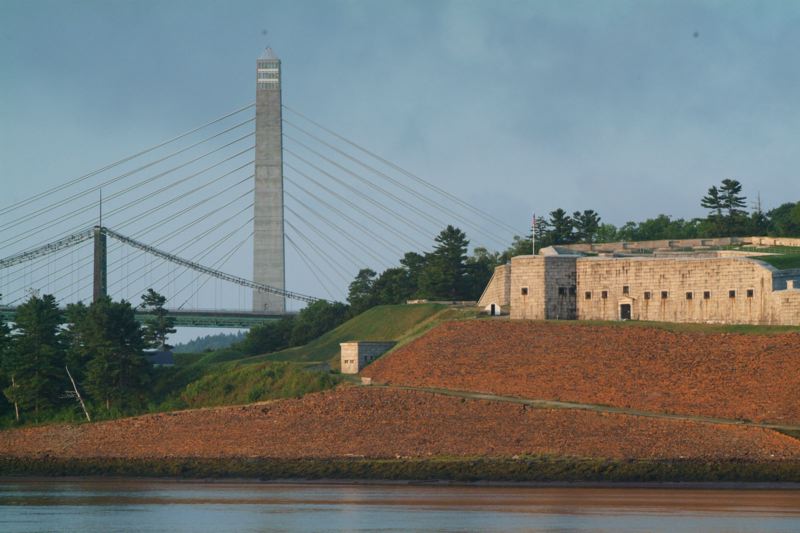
[1, 480, 799, 532]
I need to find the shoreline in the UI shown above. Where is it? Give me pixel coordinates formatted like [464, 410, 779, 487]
[4, 456, 800, 485]
[3, 475, 800, 490]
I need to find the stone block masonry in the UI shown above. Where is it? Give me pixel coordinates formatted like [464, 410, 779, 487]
[482, 254, 800, 325]
[477, 264, 511, 314]
[340, 341, 397, 374]
[577, 256, 779, 324]
[509, 256, 577, 320]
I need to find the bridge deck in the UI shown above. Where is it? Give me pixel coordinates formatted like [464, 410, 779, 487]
[0, 307, 292, 329]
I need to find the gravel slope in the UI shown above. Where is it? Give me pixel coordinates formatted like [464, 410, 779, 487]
[363, 321, 800, 424]
[1, 387, 799, 461]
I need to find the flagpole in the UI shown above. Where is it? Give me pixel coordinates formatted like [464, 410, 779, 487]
[531, 213, 536, 255]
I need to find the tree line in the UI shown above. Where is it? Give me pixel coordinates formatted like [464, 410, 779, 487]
[236, 225, 498, 355]
[344, 179, 799, 316]
[520, 180, 800, 251]
[0, 289, 175, 422]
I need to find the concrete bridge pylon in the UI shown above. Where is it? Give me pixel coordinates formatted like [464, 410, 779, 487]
[252, 47, 286, 313]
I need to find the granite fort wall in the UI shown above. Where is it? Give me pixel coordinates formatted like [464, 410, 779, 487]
[558, 236, 800, 254]
[749, 236, 800, 248]
[340, 341, 396, 374]
[510, 256, 577, 320]
[575, 257, 800, 325]
[477, 264, 511, 311]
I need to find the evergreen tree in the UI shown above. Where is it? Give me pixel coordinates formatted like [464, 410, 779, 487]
[0, 318, 12, 419]
[2, 294, 64, 421]
[767, 202, 800, 236]
[371, 267, 415, 305]
[80, 297, 150, 412]
[719, 179, 748, 236]
[719, 179, 748, 218]
[595, 223, 619, 243]
[533, 215, 551, 251]
[417, 225, 470, 299]
[501, 234, 536, 261]
[548, 209, 574, 244]
[702, 179, 748, 236]
[465, 247, 501, 299]
[347, 269, 377, 316]
[140, 289, 176, 350]
[701, 185, 724, 219]
[62, 302, 90, 380]
[399, 252, 426, 290]
[289, 300, 350, 346]
[572, 210, 601, 243]
[237, 317, 293, 355]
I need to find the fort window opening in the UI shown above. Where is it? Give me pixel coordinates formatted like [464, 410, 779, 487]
[585, 291, 592, 300]
[622, 285, 630, 295]
[601, 290, 608, 299]
[521, 287, 528, 296]
[661, 291, 669, 299]
[729, 290, 736, 298]
[644, 291, 651, 300]
[686, 292, 693, 300]
[704, 291, 711, 300]
[747, 289, 754, 298]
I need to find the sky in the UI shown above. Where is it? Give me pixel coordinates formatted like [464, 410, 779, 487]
[2, 0, 799, 341]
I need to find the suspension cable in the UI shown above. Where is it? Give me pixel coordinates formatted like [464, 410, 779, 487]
[283, 104, 522, 234]
[0, 103, 254, 217]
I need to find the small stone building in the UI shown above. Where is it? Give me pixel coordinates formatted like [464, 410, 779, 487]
[479, 253, 800, 325]
[340, 341, 396, 374]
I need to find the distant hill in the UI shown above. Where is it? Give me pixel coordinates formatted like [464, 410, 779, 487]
[173, 331, 247, 353]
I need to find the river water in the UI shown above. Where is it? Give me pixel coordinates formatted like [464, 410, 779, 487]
[1, 480, 799, 532]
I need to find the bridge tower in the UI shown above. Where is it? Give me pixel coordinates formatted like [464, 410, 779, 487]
[92, 225, 107, 302]
[253, 48, 286, 313]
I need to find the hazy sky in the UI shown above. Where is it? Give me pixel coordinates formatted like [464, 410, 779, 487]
[4, 1, 799, 220]
[2, 1, 799, 339]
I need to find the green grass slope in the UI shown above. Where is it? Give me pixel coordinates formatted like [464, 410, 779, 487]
[243, 303, 474, 365]
[179, 362, 339, 408]
[742, 246, 800, 270]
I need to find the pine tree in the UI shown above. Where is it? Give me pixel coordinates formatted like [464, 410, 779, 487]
[62, 302, 90, 381]
[0, 318, 13, 420]
[2, 294, 64, 421]
[80, 297, 150, 412]
[719, 179, 747, 218]
[347, 269, 377, 316]
[573, 210, 601, 243]
[548, 209, 575, 244]
[371, 267, 415, 305]
[701, 185, 724, 219]
[140, 289, 176, 350]
[417, 226, 470, 300]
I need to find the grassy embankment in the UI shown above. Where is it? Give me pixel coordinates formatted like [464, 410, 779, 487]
[743, 245, 800, 270]
[154, 303, 475, 409]
[242, 303, 478, 367]
[3, 455, 800, 483]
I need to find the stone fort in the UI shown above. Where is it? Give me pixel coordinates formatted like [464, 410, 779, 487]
[478, 236, 800, 326]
